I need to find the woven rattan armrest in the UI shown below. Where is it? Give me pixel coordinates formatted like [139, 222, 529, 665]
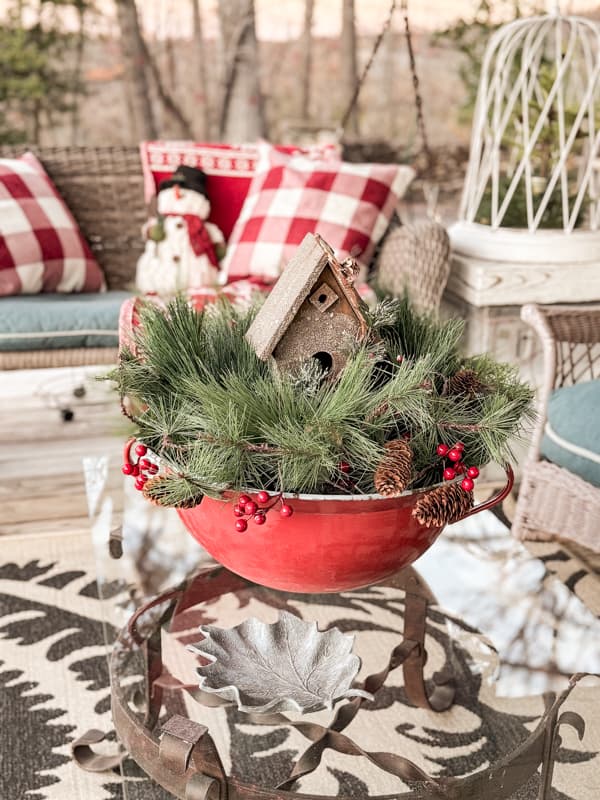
[513, 304, 600, 555]
[521, 303, 600, 459]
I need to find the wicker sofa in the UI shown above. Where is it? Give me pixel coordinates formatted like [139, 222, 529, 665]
[512, 303, 600, 554]
[0, 146, 147, 370]
[0, 146, 452, 372]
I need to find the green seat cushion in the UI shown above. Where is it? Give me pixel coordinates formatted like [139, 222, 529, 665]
[540, 380, 600, 487]
[0, 291, 131, 351]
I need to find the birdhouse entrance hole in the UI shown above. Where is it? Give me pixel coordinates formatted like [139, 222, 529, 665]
[312, 351, 333, 373]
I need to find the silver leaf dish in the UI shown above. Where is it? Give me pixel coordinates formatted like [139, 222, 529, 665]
[188, 611, 374, 714]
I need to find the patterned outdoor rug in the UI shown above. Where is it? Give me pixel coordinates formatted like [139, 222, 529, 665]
[0, 531, 123, 800]
[0, 530, 599, 800]
[525, 539, 600, 618]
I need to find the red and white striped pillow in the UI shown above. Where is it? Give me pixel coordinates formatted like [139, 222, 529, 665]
[222, 147, 414, 283]
[0, 153, 105, 297]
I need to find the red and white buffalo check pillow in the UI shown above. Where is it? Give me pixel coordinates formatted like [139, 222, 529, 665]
[0, 153, 105, 296]
[222, 147, 414, 283]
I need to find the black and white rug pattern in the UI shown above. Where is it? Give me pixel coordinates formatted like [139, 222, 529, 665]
[0, 531, 599, 800]
[526, 540, 600, 619]
[0, 531, 125, 800]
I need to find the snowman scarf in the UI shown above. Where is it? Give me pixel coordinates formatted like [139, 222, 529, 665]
[163, 213, 219, 268]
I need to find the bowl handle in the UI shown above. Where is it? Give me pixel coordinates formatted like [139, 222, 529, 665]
[123, 437, 136, 468]
[459, 464, 514, 520]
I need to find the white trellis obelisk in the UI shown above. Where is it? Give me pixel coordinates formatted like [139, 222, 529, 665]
[449, 7, 600, 306]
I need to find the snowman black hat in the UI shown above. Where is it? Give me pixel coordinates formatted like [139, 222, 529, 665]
[159, 165, 209, 198]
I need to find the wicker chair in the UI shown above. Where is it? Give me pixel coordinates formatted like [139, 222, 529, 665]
[0, 146, 146, 370]
[512, 303, 600, 553]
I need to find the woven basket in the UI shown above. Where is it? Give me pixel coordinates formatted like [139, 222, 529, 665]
[376, 220, 450, 312]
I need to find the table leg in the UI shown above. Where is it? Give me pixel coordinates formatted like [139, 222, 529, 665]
[395, 567, 456, 711]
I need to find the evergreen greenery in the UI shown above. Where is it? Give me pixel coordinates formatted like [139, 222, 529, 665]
[475, 175, 585, 230]
[110, 295, 534, 507]
[474, 58, 588, 230]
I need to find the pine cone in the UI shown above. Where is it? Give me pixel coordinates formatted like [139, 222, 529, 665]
[412, 482, 474, 528]
[142, 475, 200, 509]
[444, 369, 487, 399]
[374, 439, 413, 496]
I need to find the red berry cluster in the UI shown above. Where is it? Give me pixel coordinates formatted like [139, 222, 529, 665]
[122, 443, 159, 491]
[436, 442, 480, 492]
[232, 491, 294, 532]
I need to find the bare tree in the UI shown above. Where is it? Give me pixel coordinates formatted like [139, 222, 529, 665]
[141, 35, 194, 138]
[298, 0, 315, 121]
[340, 0, 359, 135]
[116, 0, 193, 139]
[218, 0, 266, 143]
[191, 0, 210, 139]
[115, 0, 157, 139]
[164, 35, 177, 93]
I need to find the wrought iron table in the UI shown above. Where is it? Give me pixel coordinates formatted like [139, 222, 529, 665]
[101, 566, 594, 800]
[79, 451, 600, 799]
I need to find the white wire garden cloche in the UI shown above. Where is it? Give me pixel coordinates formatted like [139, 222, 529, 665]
[449, 7, 600, 305]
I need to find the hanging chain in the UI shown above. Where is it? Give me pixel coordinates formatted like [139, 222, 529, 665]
[339, 0, 431, 168]
[401, 0, 431, 165]
[340, 0, 397, 133]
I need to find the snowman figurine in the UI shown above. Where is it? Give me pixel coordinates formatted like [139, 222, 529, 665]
[136, 165, 226, 296]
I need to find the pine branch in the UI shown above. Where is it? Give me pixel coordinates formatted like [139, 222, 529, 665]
[107, 295, 534, 502]
[437, 421, 483, 432]
[143, 472, 204, 508]
[370, 294, 464, 375]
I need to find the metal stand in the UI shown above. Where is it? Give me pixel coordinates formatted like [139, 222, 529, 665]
[73, 565, 589, 800]
[392, 569, 455, 712]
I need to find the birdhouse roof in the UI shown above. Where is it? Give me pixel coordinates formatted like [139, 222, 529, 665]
[245, 233, 368, 360]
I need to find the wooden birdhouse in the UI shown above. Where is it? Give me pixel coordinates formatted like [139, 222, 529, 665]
[245, 233, 368, 377]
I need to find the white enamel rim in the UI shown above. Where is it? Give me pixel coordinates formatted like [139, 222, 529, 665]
[235, 480, 448, 503]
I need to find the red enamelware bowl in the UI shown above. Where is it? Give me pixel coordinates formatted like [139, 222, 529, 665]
[177, 470, 513, 593]
[122, 438, 513, 593]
